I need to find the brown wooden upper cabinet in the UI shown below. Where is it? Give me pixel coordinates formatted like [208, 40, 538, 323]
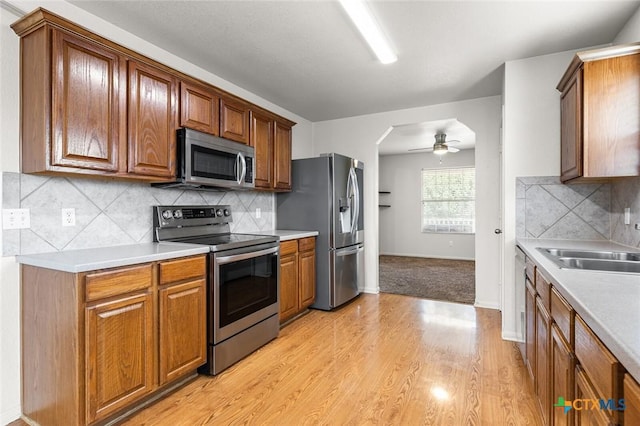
[557, 42, 640, 182]
[220, 96, 251, 144]
[12, 9, 178, 181]
[251, 110, 275, 189]
[274, 120, 293, 191]
[128, 60, 178, 178]
[12, 8, 296, 189]
[179, 81, 220, 136]
[251, 110, 295, 191]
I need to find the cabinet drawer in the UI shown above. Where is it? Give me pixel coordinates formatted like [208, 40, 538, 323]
[298, 237, 315, 252]
[159, 255, 206, 285]
[525, 257, 536, 284]
[85, 264, 152, 302]
[535, 270, 551, 310]
[280, 240, 298, 256]
[575, 315, 623, 411]
[551, 287, 574, 348]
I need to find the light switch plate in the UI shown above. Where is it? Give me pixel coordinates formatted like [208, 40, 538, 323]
[2, 208, 30, 229]
[624, 207, 631, 225]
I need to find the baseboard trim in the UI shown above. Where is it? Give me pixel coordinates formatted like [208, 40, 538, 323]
[0, 404, 22, 426]
[379, 252, 475, 261]
[474, 300, 500, 310]
[502, 331, 523, 342]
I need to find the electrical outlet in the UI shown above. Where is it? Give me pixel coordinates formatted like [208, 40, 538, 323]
[256, 208, 261, 219]
[449, 241, 453, 247]
[62, 208, 76, 227]
[2, 208, 30, 229]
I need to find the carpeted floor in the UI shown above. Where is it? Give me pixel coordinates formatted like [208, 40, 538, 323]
[379, 255, 475, 305]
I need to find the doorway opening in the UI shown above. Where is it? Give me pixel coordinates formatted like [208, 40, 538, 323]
[377, 118, 477, 305]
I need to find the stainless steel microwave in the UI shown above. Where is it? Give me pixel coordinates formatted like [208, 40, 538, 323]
[155, 128, 254, 190]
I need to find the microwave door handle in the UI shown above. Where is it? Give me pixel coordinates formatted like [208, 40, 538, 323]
[235, 153, 241, 184]
[239, 152, 247, 184]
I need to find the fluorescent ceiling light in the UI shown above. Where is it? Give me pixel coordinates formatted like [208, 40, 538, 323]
[339, 0, 397, 64]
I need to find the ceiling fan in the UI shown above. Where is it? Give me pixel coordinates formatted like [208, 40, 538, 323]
[409, 133, 460, 155]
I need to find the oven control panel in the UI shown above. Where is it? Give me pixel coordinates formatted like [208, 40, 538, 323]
[154, 205, 232, 228]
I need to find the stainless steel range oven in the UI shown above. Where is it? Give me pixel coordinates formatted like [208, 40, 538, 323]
[154, 205, 279, 375]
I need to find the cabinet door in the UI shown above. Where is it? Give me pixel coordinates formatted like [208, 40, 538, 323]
[274, 121, 292, 191]
[298, 244, 316, 310]
[51, 29, 125, 172]
[128, 60, 177, 178]
[159, 279, 206, 385]
[85, 292, 154, 423]
[220, 97, 250, 144]
[525, 278, 536, 385]
[551, 325, 574, 426]
[583, 54, 640, 178]
[251, 110, 274, 189]
[536, 296, 551, 425]
[624, 374, 640, 426]
[560, 68, 582, 182]
[279, 251, 299, 323]
[575, 367, 611, 426]
[179, 81, 219, 135]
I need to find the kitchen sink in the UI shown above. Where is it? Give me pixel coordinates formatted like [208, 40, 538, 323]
[543, 248, 640, 261]
[555, 257, 640, 273]
[537, 247, 640, 274]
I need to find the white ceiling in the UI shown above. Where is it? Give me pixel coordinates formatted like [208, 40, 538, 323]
[69, 1, 639, 123]
[380, 119, 475, 155]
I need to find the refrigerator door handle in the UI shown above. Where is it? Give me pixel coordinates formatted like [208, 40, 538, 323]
[348, 167, 358, 235]
[336, 246, 360, 256]
[353, 168, 360, 233]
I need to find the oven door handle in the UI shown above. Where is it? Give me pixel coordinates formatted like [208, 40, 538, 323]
[216, 246, 279, 265]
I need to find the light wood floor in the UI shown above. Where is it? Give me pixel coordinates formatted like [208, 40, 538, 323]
[127, 293, 541, 425]
[12, 293, 542, 425]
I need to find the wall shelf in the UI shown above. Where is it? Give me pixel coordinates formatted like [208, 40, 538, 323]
[379, 191, 391, 207]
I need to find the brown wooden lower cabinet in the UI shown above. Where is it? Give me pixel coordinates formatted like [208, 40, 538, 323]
[536, 296, 552, 425]
[624, 374, 640, 425]
[551, 324, 574, 426]
[279, 236, 316, 324]
[525, 278, 537, 385]
[523, 254, 637, 426]
[86, 292, 155, 423]
[21, 254, 206, 426]
[575, 366, 612, 426]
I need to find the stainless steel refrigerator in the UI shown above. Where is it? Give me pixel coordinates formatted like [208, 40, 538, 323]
[277, 153, 364, 310]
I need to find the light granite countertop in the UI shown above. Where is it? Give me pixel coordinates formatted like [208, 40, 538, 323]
[16, 243, 210, 273]
[517, 238, 640, 383]
[251, 230, 319, 241]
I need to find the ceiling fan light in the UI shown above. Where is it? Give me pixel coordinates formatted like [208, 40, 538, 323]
[433, 144, 448, 155]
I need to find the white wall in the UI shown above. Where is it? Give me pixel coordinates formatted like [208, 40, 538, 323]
[0, 0, 313, 422]
[501, 49, 578, 340]
[379, 150, 476, 260]
[613, 5, 640, 44]
[312, 96, 502, 307]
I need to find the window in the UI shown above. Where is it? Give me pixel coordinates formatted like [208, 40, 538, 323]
[421, 167, 475, 234]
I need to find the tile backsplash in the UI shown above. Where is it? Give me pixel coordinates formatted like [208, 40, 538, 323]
[2, 172, 275, 256]
[611, 176, 640, 249]
[516, 176, 611, 240]
[517, 176, 640, 249]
